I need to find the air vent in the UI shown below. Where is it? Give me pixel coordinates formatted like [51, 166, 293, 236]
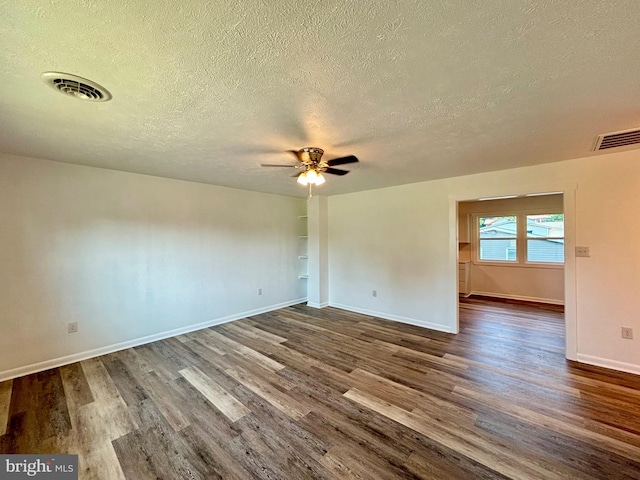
[594, 128, 640, 151]
[42, 72, 112, 102]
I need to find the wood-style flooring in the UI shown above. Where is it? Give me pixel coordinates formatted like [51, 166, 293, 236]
[2, 297, 640, 479]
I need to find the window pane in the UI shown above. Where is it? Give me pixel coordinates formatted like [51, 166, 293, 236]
[526, 214, 564, 263]
[526, 214, 564, 238]
[479, 216, 517, 238]
[527, 239, 564, 263]
[480, 239, 517, 261]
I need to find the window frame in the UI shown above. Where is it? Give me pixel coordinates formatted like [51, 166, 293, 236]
[477, 215, 518, 263]
[472, 210, 564, 269]
[525, 213, 565, 265]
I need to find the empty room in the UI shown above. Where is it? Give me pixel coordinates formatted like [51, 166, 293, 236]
[1, 1, 640, 479]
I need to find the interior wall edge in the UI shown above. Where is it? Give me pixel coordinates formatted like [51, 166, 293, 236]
[306, 301, 329, 309]
[0, 297, 307, 382]
[329, 302, 455, 333]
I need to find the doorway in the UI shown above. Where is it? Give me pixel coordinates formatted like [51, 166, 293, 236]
[451, 186, 577, 361]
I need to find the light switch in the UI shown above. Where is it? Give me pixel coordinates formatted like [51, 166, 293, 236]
[575, 246, 590, 257]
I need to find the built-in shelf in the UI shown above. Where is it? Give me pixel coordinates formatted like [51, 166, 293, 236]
[299, 215, 308, 281]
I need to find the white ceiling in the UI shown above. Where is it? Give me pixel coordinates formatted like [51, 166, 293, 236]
[1, 1, 639, 197]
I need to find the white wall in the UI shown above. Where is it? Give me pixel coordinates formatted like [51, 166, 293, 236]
[3, 149, 640, 378]
[0, 154, 306, 380]
[329, 149, 640, 374]
[329, 182, 456, 332]
[468, 266, 564, 303]
[460, 195, 564, 304]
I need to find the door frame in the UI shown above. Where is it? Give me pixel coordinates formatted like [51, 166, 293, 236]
[450, 182, 577, 361]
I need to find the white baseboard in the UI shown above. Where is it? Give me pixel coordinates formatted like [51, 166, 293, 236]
[329, 302, 454, 333]
[306, 301, 329, 309]
[469, 290, 564, 306]
[576, 354, 640, 376]
[0, 298, 307, 382]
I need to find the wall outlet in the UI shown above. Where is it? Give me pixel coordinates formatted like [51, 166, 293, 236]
[68, 322, 78, 334]
[257, 288, 263, 296]
[372, 290, 377, 297]
[621, 327, 633, 339]
[575, 246, 590, 257]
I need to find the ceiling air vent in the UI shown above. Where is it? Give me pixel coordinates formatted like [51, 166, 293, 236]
[594, 128, 640, 151]
[42, 72, 112, 102]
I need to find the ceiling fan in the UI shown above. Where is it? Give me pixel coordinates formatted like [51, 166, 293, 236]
[261, 147, 359, 192]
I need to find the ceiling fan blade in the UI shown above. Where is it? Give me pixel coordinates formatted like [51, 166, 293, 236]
[261, 164, 298, 167]
[327, 155, 358, 166]
[287, 150, 303, 161]
[324, 167, 350, 176]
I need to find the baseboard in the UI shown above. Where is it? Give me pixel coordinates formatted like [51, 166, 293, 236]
[576, 354, 640, 376]
[329, 302, 454, 333]
[469, 291, 564, 306]
[0, 297, 307, 382]
[306, 301, 329, 309]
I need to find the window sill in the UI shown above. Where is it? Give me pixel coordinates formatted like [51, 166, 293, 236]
[473, 261, 564, 270]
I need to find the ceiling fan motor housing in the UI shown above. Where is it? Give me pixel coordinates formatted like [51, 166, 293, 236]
[301, 147, 324, 165]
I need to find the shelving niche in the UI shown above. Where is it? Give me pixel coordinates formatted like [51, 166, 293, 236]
[298, 215, 308, 279]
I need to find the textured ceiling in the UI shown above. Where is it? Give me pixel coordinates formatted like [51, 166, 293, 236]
[1, 1, 639, 197]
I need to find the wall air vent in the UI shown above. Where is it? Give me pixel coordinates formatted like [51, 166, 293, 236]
[594, 128, 640, 151]
[42, 72, 112, 102]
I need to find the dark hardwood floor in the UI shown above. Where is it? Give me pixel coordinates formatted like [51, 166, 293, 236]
[2, 297, 640, 479]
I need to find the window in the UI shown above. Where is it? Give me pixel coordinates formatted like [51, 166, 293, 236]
[478, 216, 517, 262]
[526, 214, 564, 263]
[475, 213, 564, 265]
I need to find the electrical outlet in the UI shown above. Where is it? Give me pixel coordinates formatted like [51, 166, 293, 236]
[372, 290, 377, 297]
[68, 322, 78, 334]
[621, 327, 633, 339]
[575, 246, 590, 257]
[257, 288, 263, 296]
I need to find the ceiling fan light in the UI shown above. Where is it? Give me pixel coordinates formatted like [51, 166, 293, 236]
[306, 169, 318, 183]
[297, 172, 308, 185]
[315, 173, 326, 186]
